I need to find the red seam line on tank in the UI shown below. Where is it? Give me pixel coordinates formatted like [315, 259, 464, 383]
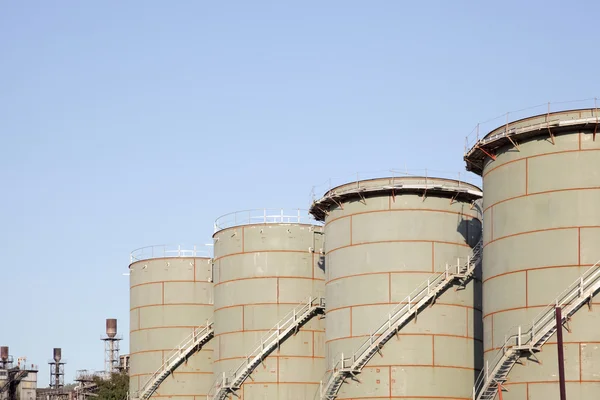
[214, 328, 323, 338]
[128, 348, 213, 356]
[213, 355, 325, 362]
[214, 276, 324, 287]
[130, 303, 213, 311]
[213, 249, 310, 262]
[327, 302, 479, 314]
[502, 379, 600, 386]
[485, 340, 600, 354]
[483, 186, 600, 213]
[130, 280, 197, 289]
[324, 208, 479, 227]
[481, 148, 600, 179]
[130, 325, 202, 333]
[326, 333, 480, 344]
[525, 158, 529, 195]
[129, 255, 209, 268]
[482, 264, 588, 284]
[128, 371, 212, 378]
[360, 364, 477, 372]
[483, 226, 584, 248]
[350, 215, 353, 245]
[214, 302, 309, 312]
[578, 227, 582, 265]
[327, 270, 440, 285]
[483, 305, 546, 319]
[525, 270, 529, 307]
[229, 381, 321, 385]
[328, 239, 471, 255]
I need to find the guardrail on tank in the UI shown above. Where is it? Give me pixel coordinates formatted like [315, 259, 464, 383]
[213, 208, 321, 232]
[473, 260, 600, 400]
[309, 168, 482, 202]
[129, 244, 212, 263]
[208, 296, 325, 400]
[464, 97, 599, 153]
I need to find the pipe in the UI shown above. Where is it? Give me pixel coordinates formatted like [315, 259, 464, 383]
[555, 307, 567, 400]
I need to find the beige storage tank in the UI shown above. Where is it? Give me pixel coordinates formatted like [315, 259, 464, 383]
[310, 176, 483, 400]
[212, 209, 325, 400]
[129, 245, 213, 400]
[465, 108, 600, 399]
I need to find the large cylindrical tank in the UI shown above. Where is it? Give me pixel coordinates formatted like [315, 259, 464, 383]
[106, 319, 117, 338]
[212, 209, 325, 400]
[465, 108, 600, 399]
[129, 245, 213, 400]
[310, 176, 483, 400]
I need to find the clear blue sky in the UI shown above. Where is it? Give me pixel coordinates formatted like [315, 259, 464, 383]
[1, 0, 598, 386]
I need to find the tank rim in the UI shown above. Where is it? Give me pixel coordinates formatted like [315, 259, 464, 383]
[465, 107, 600, 175]
[309, 176, 482, 222]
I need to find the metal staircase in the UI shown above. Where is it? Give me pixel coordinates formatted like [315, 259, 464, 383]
[319, 240, 483, 400]
[473, 261, 600, 400]
[136, 321, 214, 400]
[208, 297, 326, 400]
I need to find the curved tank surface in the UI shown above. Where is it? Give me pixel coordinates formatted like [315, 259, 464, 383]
[212, 209, 325, 400]
[129, 245, 213, 400]
[465, 108, 600, 399]
[310, 176, 483, 400]
[53, 348, 62, 363]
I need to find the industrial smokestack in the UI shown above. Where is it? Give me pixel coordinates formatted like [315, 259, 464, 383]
[106, 319, 117, 338]
[0, 346, 8, 361]
[53, 348, 62, 363]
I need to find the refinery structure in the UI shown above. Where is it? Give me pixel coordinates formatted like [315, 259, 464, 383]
[126, 99, 600, 400]
[6, 100, 600, 400]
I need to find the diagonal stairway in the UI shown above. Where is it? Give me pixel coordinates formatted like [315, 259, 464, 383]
[473, 261, 600, 400]
[319, 239, 483, 400]
[137, 321, 214, 400]
[208, 297, 326, 400]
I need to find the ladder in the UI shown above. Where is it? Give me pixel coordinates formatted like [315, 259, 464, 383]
[319, 239, 482, 400]
[473, 261, 600, 400]
[136, 321, 214, 400]
[0, 370, 28, 394]
[208, 297, 326, 400]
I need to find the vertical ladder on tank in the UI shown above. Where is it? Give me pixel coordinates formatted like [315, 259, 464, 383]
[318, 239, 483, 400]
[136, 321, 215, 400]
[207, 297, 326, 400]
[473, 261, 600, 400]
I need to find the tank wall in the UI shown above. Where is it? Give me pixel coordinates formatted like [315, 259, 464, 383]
[482, 130, 600, 399]
[213, 224, 325, 400]
[324, 192, 482, 400]
[129, 257, 213, 400]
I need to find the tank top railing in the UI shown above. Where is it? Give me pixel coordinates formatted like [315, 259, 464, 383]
[318, 239, 482, 400]
[473, 260, 600, 400]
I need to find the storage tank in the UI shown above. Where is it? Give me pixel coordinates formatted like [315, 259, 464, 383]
[310, 176, 483, 399]
[465, 108, 600, 399]
[212, 209, 325, 400]
[129, 245, 213, 400]
[106, 319, 117, 338]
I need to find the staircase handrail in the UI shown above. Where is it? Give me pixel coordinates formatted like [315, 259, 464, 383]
[138, 320, 214, 398]
[473, 260, 600, 398]
[208, 296, 325, 398]
[320, 239, 482, 399]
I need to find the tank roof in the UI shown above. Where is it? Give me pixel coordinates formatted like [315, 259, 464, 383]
[129, 244, 212, 266]
[309, 176, 482, 221]
[213, 208, 322, 234]
[465, 108, 600, 175]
